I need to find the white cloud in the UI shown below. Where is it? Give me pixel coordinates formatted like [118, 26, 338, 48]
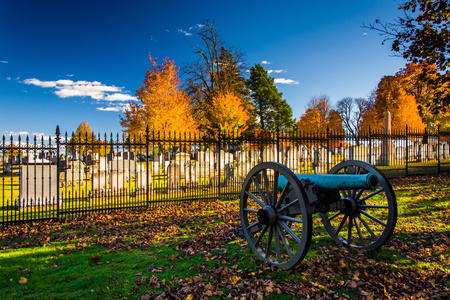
[177, 29, 192, 36]
[66, 74, 75, 77]
[177, 24, 204, 37]
[363, 32, 368, 36]
[261, 61, 271, 65]
[1, 61, 8, 64]
[23, 78, 135, 102]
[6, 77, 11, 80]
[267, 69, 284, 74]
[274, 78, 299, 85]
[2, 131, 29, 136]
[103, 93, 137, 101]
[97, 107, 120, 112]
[23, 78, 57, 88]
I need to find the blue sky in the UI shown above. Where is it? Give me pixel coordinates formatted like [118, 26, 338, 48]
[0, 0, 408, 139]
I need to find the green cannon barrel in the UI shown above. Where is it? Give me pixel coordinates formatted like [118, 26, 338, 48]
[277, 173, 379, 192]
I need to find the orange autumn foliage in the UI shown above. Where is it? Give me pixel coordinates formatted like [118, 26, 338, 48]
[120, 56, 198, 139]
[208, 92, 250, 136]
[360, 75, 426, 131]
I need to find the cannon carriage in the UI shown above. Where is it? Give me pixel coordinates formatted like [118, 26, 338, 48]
[240, 160, 397, 269]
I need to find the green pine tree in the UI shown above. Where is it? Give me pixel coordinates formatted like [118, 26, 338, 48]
[247, 63, 295, 131]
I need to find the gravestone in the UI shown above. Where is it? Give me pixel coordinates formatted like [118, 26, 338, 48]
[407, 145, 416, 160]
[349, 145, 369, 162]
[92, 171, 108, 190]
[285, 146, 299, 172]
[18, 165, 60, 209]
[151, 161, 160, 173]
[395, 146, 405, 163]
[299, 146, 308, 163]
[223, 163, 235, 186]
[440, 143, 449, 159]
[237, 151, 248, 163]
[425, 144, 435, 160]
[64, 161, 86, 186]
[261, 146, 277, 162]
[249, 150, 259, 166]
[235, 162, 251, 183]
[4, 163, 12, 175]
[185, 161, 198, 188]
[166, 162, 181, 192]
[417, 144, 425, 162]
[110, 170, 126, 191]
[135, 170, 150, 189]
[174, 152, 190, 174]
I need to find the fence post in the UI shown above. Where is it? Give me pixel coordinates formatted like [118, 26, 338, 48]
[55, 126, 61, 219]
[326, 126, 330, 172]
[437, 126, 441, 173]
[405, 125, 409, 177]
[369, 126, 372, 165]
[145, 125, 150, 208]
[217, 126, 221, 201]
[276, 127, 280, 163]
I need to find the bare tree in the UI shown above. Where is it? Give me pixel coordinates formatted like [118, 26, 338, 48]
[182, 19, 251, 132]
[336, 97, 368, 145]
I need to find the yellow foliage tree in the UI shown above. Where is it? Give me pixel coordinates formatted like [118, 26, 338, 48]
[68, 121, 96, 155]
[120, 56, 198, 139]
[361, 75, 426, 131]
[208, 92, 250, 136]
[297, 96, 343, 134]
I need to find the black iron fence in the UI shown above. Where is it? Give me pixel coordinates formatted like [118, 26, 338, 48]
[1, 126, 449, 225]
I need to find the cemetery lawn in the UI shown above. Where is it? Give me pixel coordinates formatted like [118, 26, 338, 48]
[0, 174, 449, 299]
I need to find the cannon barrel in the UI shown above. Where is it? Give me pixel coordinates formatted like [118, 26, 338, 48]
[277, 172, 379, 192]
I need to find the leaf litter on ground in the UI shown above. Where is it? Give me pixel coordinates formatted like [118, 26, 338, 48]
[0, 174, 449, 299]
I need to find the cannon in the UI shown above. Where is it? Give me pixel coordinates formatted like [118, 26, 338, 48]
[240, 160, 397, 269]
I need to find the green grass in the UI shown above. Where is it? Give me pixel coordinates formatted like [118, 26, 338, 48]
[0, 173, 449, 299]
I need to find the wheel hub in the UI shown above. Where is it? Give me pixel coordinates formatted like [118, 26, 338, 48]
[257, 206, 277, 226]
[341, 198, 358, 215]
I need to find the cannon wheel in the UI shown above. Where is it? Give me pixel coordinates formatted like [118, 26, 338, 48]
[240, 162, 312, 269]
[320, 160, 397, 250]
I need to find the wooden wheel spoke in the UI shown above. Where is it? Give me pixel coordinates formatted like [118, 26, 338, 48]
[347, 216, 353, 245]
[245, 190, 265, 208]
[247, 221, 260, 231]
[335, 214, 348, 236]
[279, 220, 302, 244]
[276, 224, 293, 259]
[358, 188, 384, 203]
[278, 215, 303, 223]
[360, 210, 387, 227]
[354, 217, 365, 246]
[244, 208, 259, 213]
[272, 171, 279, 206]
[354, 189, 364, 200]
[275, 178, 291, 209]
[357, 215, 377, 241]
[327, 211, 342, 222]
[262, 170, 272, 205]
[277, 198, 299, 214]
[359, 204, 389, 209]
[274, 225, 282, 262]
[254, 225, 269, 246]
[265, 226, 274, 258]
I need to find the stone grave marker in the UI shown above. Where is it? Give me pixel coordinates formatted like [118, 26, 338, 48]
[92, 171, 108, 190]
[18, 165, 60, 209]
[110, 170, 126, 191]
[285, 146, 299, 172]
[166, 162, 181, 192]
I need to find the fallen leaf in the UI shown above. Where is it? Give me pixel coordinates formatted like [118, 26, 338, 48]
[19, 277, 27, 284]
